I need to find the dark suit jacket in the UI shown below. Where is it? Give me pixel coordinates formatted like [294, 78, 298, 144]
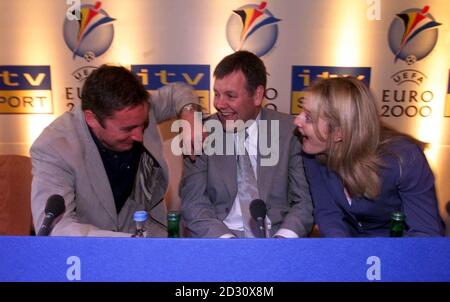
[303, 138, 445, 237]
[180, 108, 313, 237]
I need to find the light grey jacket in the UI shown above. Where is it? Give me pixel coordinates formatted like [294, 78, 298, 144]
[181, 108, 314, 237]
[31, 83, 197, 237]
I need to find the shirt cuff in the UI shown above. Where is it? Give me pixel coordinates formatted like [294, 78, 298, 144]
[219, 233, 237, 239]
[178, 103, 203, 116]
[273, 228, 298, 238]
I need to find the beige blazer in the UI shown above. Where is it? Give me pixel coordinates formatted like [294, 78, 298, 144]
[31, 83, 197, 237]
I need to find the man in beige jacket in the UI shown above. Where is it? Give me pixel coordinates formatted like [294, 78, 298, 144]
[31, 65, 200, 237]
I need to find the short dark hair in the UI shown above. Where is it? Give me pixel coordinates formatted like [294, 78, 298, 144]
[213, 50, 267, 95]
[81, 65, 149, 124]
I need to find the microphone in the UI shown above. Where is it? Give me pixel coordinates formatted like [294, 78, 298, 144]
[446, 200, 450, 216]
[37, 194, 65, 236]
[250, 199, 267, 238]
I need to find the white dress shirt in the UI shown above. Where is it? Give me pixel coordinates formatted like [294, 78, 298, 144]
[221, 114, 298, 238]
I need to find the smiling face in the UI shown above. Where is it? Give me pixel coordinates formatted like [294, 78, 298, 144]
[294, 96, 332, 155]
[213, 70, 263, 131]
[85, 102, 149, 152]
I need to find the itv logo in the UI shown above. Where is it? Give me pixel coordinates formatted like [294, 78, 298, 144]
[290, 66, 371, 115]
[0, 66, 53, 114]
[131, 64, 210, 113]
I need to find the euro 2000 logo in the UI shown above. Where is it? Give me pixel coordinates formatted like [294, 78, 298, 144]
[63, 2, 115, 61]
[388, 6, 441, 65]
[226, 1, 281, 57]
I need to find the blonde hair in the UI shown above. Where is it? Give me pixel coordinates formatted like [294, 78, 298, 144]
[307, 76, 383, 199]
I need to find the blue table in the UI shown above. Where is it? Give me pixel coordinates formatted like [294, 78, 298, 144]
[0, 237, 449, 282]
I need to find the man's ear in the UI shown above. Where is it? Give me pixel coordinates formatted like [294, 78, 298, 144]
[253, 85, 264, 107]
[84, 110, 100, 128]
[332, 127, 343, 142]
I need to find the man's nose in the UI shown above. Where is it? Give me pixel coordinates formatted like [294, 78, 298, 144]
[131, 127, 144, 142]
[214, 96, 227, 110]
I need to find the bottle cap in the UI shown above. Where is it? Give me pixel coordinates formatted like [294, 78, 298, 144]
[390, 211, 405, 221]
[167, 211, 180, 221]
[133, 211, 148, 222]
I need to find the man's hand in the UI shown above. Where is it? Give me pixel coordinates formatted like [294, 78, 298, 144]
[179, 104, 204, 161]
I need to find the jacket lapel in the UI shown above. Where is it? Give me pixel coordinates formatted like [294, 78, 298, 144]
[216, 130, 237, 200]
[257, 109, 276, 202]
[318, 165, 358, 222]
[75, 107, 117, 222]
[213, 153, 237, 200]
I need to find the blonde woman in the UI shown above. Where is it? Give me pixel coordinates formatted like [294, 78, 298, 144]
[295, 77, 444, 237]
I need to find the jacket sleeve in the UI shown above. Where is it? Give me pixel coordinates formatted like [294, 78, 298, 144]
[180, 154, 233, 237]
[278, 136, 314, 237]
[150, 82, 199, 123]
[30, 136, 130, 237]
[397, 143, 445, 236]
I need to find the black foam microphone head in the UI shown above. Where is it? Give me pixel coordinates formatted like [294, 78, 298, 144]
[45, 194, 65, 216]
[250, 199, 267, 220]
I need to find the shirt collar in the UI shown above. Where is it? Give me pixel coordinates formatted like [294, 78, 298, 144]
[233, 112, 260, 155]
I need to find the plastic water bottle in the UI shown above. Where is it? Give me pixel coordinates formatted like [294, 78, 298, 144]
[133, 211, 148, 238]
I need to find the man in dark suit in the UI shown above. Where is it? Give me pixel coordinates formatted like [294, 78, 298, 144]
[181, 51, 313, 238]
